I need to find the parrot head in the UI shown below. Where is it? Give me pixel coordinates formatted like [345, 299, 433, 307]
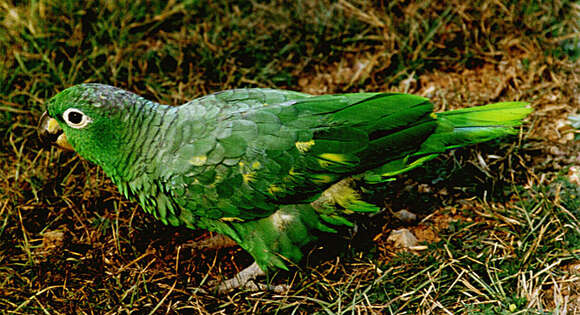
[38, 84, 138, 169]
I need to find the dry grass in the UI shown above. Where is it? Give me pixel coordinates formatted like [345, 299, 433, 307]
[1, 0, 579, 313]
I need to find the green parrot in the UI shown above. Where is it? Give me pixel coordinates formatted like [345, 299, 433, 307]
[39, 84, 531, 291]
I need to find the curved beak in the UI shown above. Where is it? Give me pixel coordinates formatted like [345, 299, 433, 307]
[38, 112, 74, 151]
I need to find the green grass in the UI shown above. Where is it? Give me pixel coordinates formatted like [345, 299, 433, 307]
[1, 0, 579, 313]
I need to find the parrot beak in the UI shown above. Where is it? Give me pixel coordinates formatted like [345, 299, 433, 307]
[38, 111, 74, 151]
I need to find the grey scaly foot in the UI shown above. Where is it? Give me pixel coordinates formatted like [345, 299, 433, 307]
[213, 262, 289, 294]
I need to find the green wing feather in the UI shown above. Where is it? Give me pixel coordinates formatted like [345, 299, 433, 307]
[158, 90, 530, 226]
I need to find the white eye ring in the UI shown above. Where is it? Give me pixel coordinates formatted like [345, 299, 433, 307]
[63, 108, 92, 129]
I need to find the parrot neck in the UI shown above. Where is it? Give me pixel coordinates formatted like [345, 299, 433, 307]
[104, 98, 175, 197]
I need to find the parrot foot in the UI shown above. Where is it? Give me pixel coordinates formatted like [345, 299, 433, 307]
[187, 233, 238, 250]
[212, 262, 289, 294]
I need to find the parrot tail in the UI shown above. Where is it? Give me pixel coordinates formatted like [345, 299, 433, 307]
[364, 102, 532, 183]
[420, 101, 532, 152]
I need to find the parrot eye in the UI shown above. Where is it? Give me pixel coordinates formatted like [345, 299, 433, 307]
[63, 108, 91, 129]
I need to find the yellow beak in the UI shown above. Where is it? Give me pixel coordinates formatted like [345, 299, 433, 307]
[38, 112, 74, 151]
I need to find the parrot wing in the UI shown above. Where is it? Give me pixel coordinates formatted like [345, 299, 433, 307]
[157, 90, 437, 227]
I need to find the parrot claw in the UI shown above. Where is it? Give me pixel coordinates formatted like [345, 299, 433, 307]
[211, 262, 289, 294]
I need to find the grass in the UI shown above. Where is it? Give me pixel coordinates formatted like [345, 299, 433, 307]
[1, 0, 579, 313]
